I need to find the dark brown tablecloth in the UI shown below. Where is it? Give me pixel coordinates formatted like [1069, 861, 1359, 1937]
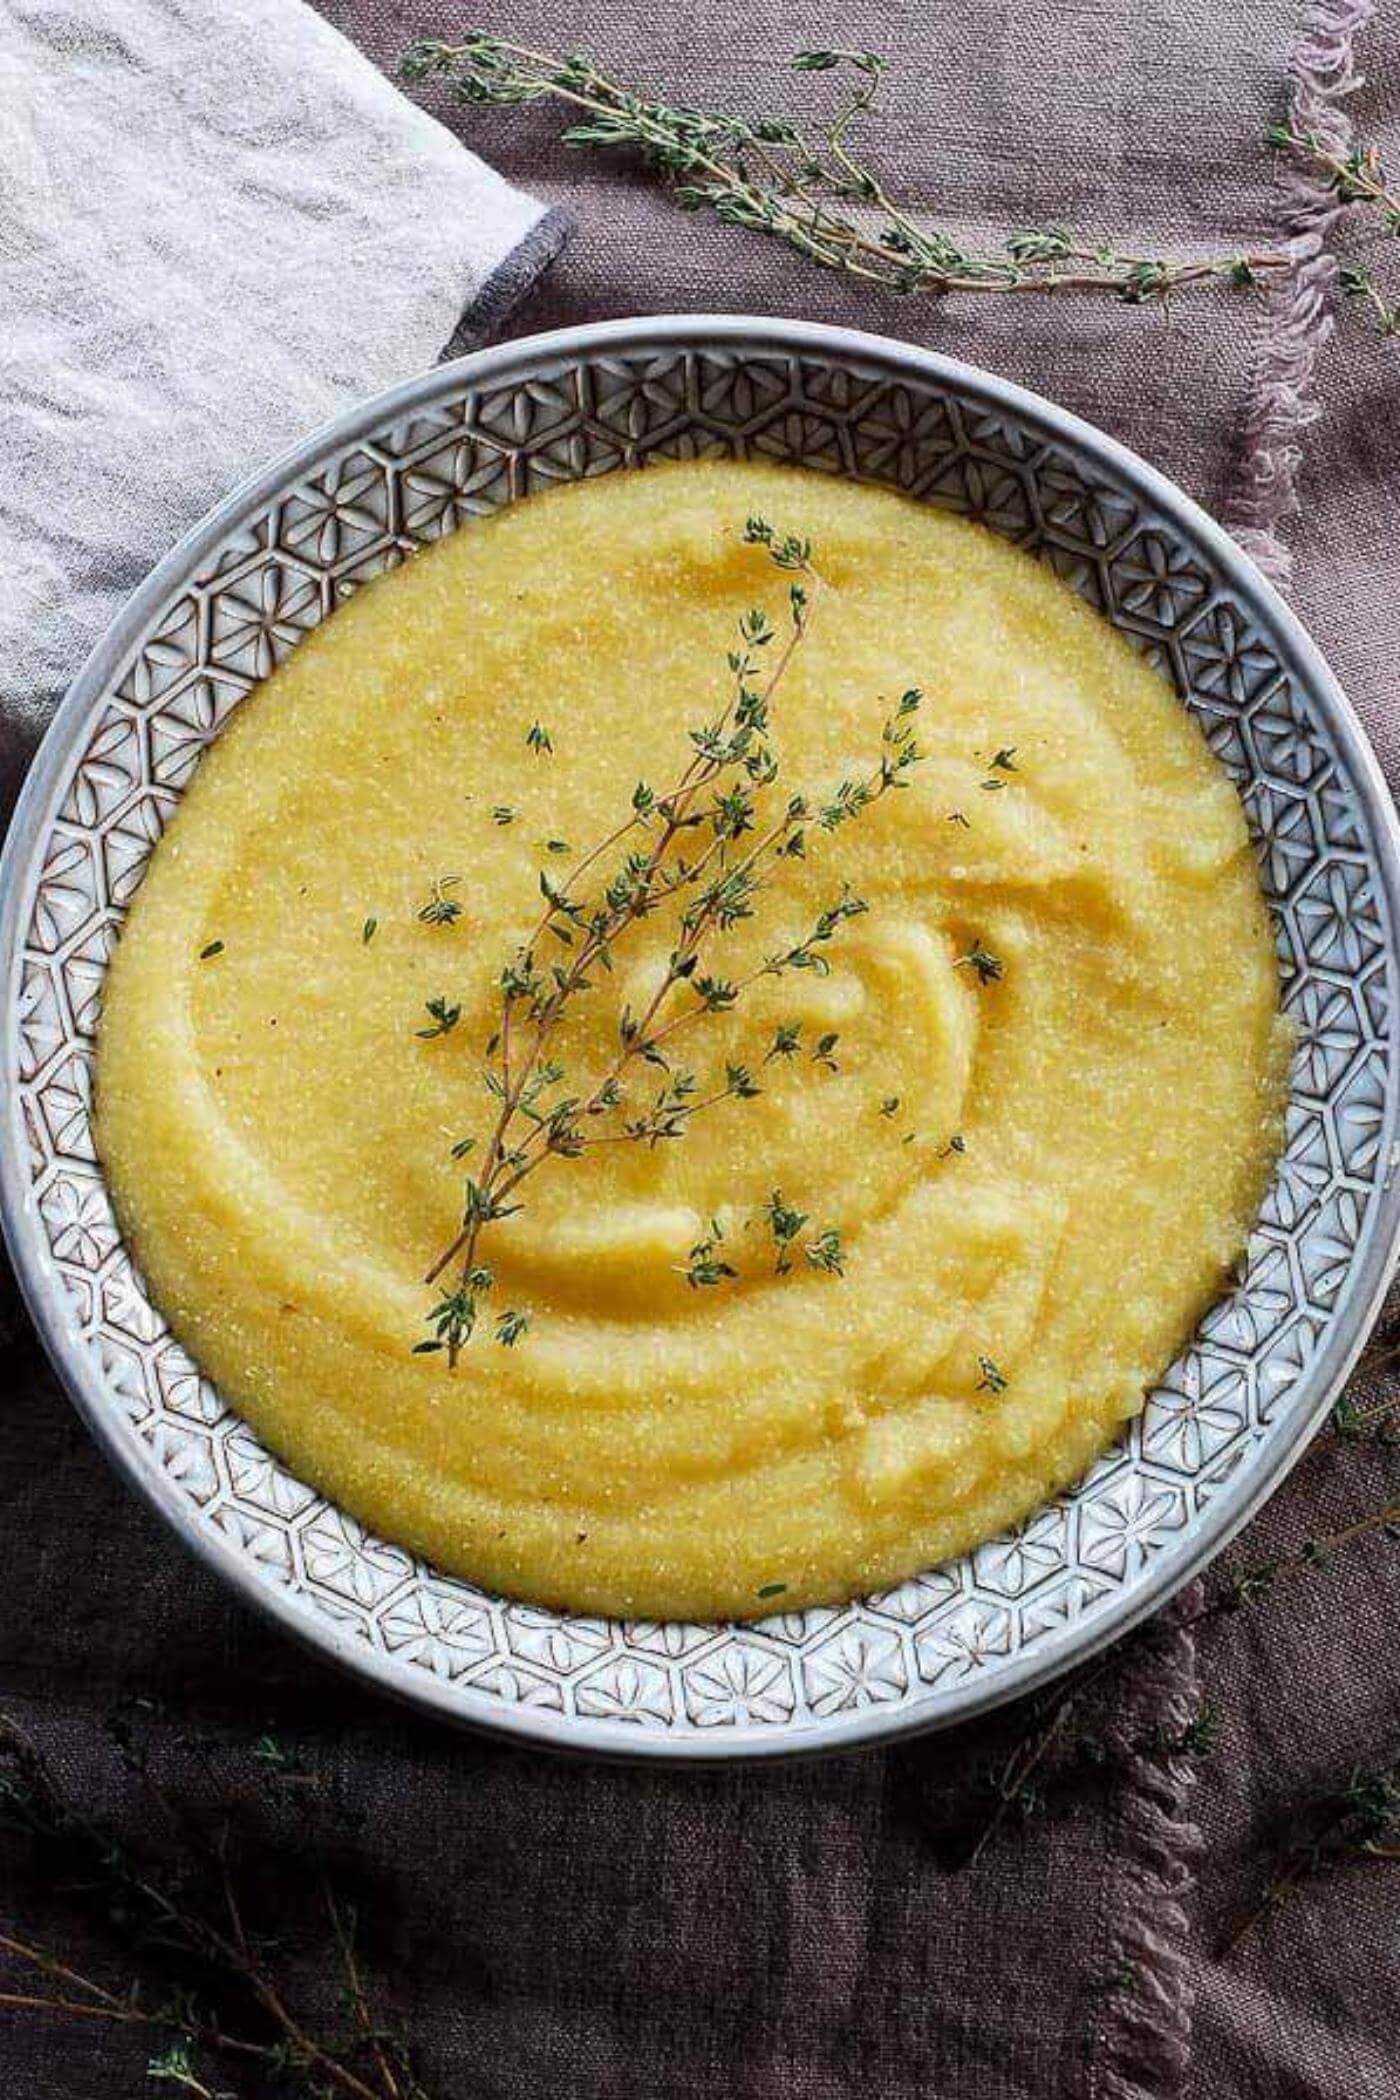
[4, 4, 1400, 2096]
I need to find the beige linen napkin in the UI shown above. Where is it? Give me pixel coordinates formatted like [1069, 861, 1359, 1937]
[0, 0, 565, 807]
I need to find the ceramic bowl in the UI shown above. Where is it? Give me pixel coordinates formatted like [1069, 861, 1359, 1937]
[4, 316, 1398, 1759]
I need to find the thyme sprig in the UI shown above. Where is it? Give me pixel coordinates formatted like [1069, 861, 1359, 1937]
[1268, 127, 1400, 223]
[1269, 120, 1400, 338]
[1221, 1760, 1400, 1952]
[1338, 263, 1400, 339]
[0, 1710, 430, 2100]
[402, 37, 1287, 306]
[964, 1490, 1400, 1870]
[1331, 1380, 1400, 1445]
[418, 518, 926, 1359]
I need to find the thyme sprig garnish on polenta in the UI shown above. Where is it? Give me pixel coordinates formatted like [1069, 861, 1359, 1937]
[415, 518, 927, 1360]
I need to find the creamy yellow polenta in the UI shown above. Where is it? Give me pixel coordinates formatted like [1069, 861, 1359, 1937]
[96, 461, 1287, 1620]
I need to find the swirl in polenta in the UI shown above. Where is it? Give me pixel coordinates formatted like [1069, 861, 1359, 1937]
[96, 461, 1287, 1621]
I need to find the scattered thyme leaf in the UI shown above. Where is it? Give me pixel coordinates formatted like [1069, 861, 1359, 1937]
[416, 996, 462, 1040]
[0, 1700, 436, 2091]
[1221, 1754, 1400, 1951]
[198, 940, 224, 960]
[493, 805, 517, 825]
[757, 1580, 788, 1601]
[806, 1227, 845, 1276]
[361, 916, 378, 944]
[763, 1189, 809, 1274]
[976, 1354, 1008, 1394]
[526, 721, 554, 756]
[956, 938, 1004, 985]
[417, 874, 464, 926]
[880, 1095, 901, 1117]
[682, 1219, 738, 1290]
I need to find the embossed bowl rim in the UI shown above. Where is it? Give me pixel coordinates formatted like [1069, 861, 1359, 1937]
[4, 314, 1400, 1761]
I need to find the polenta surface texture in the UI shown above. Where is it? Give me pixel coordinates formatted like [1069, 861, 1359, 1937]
[96, 462, 1287, 1620]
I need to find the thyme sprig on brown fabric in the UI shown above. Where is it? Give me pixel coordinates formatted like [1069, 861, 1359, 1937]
[417, 518, 926, 1361]
[1269, 120, 1400, 336]
[402, 37, 1288, 306]
[1335, 1317, 1400, 1436]
[1269, 123, 1400, 224]
[963, 1489, 1400, 1866]
[1220, 1760, 1400, 1953]
[0, 1709, 431, 2100]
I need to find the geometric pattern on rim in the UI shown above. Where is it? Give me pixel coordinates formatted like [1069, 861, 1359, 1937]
[10, 338, 1395, 1747]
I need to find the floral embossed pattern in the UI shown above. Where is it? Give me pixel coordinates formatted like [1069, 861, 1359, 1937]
[5, 323, 1398, 1756]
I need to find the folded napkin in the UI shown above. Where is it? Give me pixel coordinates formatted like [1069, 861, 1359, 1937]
[0, 0, 564, 810]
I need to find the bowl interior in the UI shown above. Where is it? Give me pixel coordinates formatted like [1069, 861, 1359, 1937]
[6, 319, 1398, 1757]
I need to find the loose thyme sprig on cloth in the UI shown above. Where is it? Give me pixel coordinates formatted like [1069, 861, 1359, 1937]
[1268, 121, 1400, 337]
[416, 518, 926, 1361]
[401, 38, 1289, 307]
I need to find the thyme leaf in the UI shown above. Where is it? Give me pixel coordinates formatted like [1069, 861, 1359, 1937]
[416, 996, 462, 1040]
[956, 938, 1004, 986]
[417, 875, 463, 926]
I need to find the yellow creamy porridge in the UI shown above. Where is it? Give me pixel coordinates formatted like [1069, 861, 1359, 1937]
[96, 461, 1287, 1620]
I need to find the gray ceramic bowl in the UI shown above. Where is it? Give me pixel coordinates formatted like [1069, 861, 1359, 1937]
[4, 316, 1399, 1760]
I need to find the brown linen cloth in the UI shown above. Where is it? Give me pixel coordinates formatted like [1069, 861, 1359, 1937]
[3, 4, 1399, 2096]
